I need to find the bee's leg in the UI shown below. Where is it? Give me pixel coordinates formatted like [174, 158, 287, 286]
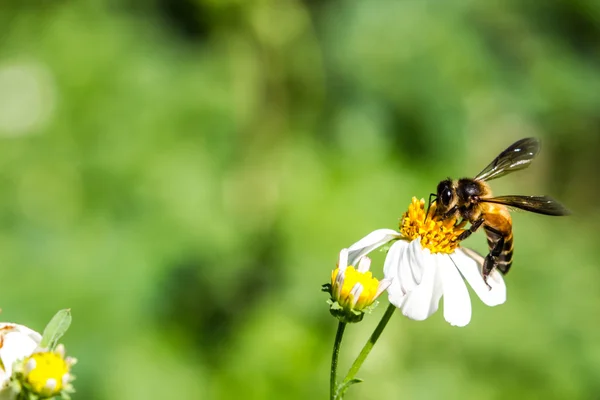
[441, 206, 458, 220]
[482, 256, 495, 290]
[454, 219, 468, 229]
[457, 217, 484, 241]
[482, 225, 505, 289]
[425, 193, 437, 220]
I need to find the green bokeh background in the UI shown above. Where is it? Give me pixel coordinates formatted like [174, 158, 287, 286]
[1, 1, 599, 399]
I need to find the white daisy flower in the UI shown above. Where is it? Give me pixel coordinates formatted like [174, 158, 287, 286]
[347, 197, 506, 327]
[0, 323, 75, 400]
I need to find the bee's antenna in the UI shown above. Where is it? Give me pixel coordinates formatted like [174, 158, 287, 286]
[425, 193, 437, 222]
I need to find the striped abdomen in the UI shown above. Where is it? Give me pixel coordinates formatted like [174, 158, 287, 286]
[481, 203, 514, 275]
[484, 227, 513, 274]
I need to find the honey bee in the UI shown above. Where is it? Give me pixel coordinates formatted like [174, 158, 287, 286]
[431, 137, 570, 284]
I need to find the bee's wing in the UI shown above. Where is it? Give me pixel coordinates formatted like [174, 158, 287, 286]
[481, 195, 571, 216]
[475, 138, 541, 182]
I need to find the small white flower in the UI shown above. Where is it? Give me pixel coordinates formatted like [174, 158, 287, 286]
[326, 249, 392, 323]
[21, 349, 75, 398]
[348, 198, 506, 327]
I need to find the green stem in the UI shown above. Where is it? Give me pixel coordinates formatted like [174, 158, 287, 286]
[341, 303, 396, 385]
[330, 321, 347, 400]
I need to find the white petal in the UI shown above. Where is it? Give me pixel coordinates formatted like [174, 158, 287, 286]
[347, 229, 400, 265]
[44, 378, 57, 392]
[338, 249, 349, 271]
[55, 344, 66, 358]
[356, 256, 371, 273]
[24, 358, 36, 374]
[349, 284, 364, 307]
[403, 239, 425, 291]
[440, 257, 472, 327]
[334, 269, 345, 299]
[429, 256, 444, 316]
[383, 240, 409, 307]
[375, 278, 393, 299]
[383, 240, 408, 280]
[400, 249, 441, 321]
[0, 324, 41, 382]
[453, 248, 507, 307]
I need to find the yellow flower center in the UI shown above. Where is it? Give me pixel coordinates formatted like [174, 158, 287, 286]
[25, 352, 69, 396]
[399, 197, 464, 254]
[331, 266, 380, 311]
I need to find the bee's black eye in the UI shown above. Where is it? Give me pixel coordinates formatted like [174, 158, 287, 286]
[440, 188, 453, 205]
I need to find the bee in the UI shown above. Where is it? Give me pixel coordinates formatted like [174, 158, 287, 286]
[430, 137, 570, 284]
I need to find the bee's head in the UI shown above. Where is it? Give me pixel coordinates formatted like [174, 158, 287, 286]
[456, 178, 485, 204]
[435, 179, 456, 216]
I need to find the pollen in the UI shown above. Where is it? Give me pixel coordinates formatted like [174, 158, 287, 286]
[399, 197, 465, 254]
[25, 352, 69, 397]
[331, 266, 380, 311]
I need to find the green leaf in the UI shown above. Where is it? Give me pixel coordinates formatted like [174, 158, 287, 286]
[40, 309, 72, 350]
[335, 378, 363, 399]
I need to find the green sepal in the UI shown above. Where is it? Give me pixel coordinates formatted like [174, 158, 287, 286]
[40, 309, 72, 350]
[362, 300, 379, 314]
[334, 378, 364, 400]
[327, 300, 365, 324]
[13, 379, 72, 400]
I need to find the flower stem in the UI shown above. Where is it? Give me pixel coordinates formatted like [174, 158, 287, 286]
[330, 321, 347, 400]
[341, 303, 396, 386]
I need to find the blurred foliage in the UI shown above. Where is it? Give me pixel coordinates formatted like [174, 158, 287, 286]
[0, 0, 598, 399]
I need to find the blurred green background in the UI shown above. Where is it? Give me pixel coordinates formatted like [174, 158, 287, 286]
[0, 0, 599, 399]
